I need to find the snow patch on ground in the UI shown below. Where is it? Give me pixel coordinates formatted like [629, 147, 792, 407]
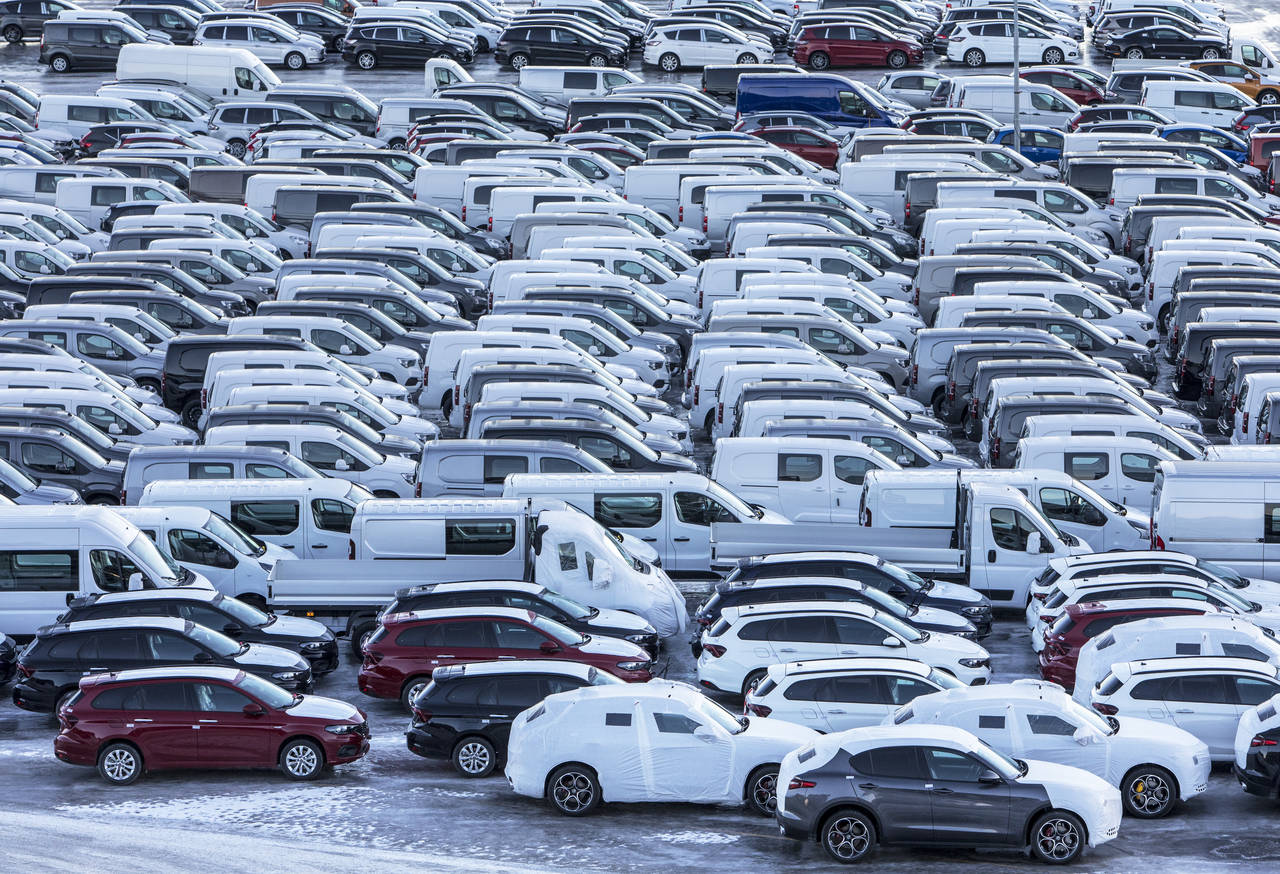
[652, 831, 738, 845]
[55, 784, 377, 823]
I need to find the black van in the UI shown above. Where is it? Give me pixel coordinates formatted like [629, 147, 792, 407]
[63, 262, 249, 316]
[162, 335, 311, 427]
[565, 96, 689, 131]
[69, 289, 228, 334]
[39, 20, 147, 72]
[267, 85, 380, 136]
[271, 185, 399, 229]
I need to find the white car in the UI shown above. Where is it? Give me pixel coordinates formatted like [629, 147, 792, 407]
[1072, 614, 1280, 705]
[644, 22, 774, 71]
[744, 657, 966, 732]
[697, 601, 993, 695]
[1091, 656, 1280, 761]
[504, 679, 817, 816]
[194, 19, 325, 69]
[947, 21, 1078, 67]
[894, 680, 1211, 818]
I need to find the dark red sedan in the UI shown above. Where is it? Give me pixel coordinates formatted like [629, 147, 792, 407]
[358, 607, 654, 710]
[54, 666, 369, 785]
[793, 23, 923, 70]
[1021, 67, 1105, 105]
[743, 125, 843, 168]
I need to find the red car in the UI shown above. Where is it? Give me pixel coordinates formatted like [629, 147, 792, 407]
[744, 125, 842, 168]
[1020, 67, 1105, 105]
[1038, 600, 1213, 688]
[54, 666, 369, 785]
[358, 607, 654, 710]
[793, 23, 923, 71]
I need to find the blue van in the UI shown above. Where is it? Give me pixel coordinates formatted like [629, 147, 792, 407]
[736, 74, 904, 128]
[989, 126, 1064, 164]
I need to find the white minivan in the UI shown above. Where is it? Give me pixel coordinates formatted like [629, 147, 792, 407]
[1014, 435, 1178, 505]
[950, 75, 1080, 127]
[1140, 79, 1251, 127]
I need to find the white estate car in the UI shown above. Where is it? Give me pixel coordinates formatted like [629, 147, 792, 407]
[504, 679, 817, 816]
[892, 680, 1211, 818]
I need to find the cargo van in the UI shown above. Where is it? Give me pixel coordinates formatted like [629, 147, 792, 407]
[55, 177, 188, 229]
[139, 478, 373, 559]
[518, 65, 640, 102]
[122, 444, 321, 505]
[950, 75, 1080, 127]
[1014, 435, 1178, 506]
[1019, 413, 1205, 461]
[736, 73, 905, 128]
[1140, 79, 1250, 127]
[416, 439, 610, 498]
[115, 43, 279, 100]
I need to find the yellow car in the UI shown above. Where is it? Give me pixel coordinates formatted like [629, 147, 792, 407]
[1190, 60, 1280, 104]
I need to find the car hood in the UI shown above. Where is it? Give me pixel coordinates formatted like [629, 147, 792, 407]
[1113, 714, 1209, 760]
[574, 634, 649, 661]
[588, 607, 655, 634]
[917, 632, 988, 661]
[742, 712, 821, 747]
[286, 694, 363, 723]
[263, 613, 333, 641]
[1019, 757, 1120, 808]
[925, 580, 988, 606]
[910, 604, 974, 632]
[234, 642, 309, 671]
[380, 452, 417, 476]
[18, 482, 83, 504]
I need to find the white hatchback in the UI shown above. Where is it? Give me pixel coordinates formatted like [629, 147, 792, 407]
[947, 21, 1078, 67]
[644, 22, 774, 71]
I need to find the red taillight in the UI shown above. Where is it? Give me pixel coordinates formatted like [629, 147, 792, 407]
[461, 204, 466, 221]
[1251, 735, 1278, 747]
[991, 436, 1001, 462]
[788, 778, 816, 790]
[347, 539, 355, 560]
[904, 200, 911, 219]
[414, 481, 421, 498]
[1092, 702, 1119, 715]
[1154, 533, 1166, 550]
[693, 385, 700, 406]
[703, 644, 726, 658]
[717, 402, 723, 424]
[1033, 591, 1049, 602]
[412, 706, 431, 723]
[947, 379, 955, 400]
[678, 205, 683, 222]
[910, 363, 918, 386]
[488, 216, 493, 232]
[200, 387, 207, 409]
[362, 649, 383, 667]
[16, 661, 31, 679]
[746, 703, 772, 717]
[1244, 411, 1250, 434]
[702, 215, 707, 233]
[454, 385, 461, 407]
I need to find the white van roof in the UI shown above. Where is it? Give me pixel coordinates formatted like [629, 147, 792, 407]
[140, 478, 366, 501]
[354, 497, 527, 517]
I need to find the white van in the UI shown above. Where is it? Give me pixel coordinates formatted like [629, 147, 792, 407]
[711, 436, 899, 522]
[950, 75, 1080, 128]
[113, 505, 293, 602]
[138, 478, 372, 559]
[0, 505, 214, 637]
[695, 256, 816, 315]
[841, 155, 989, 225]
[689, 345, 836, 432]
[204, 348, 409, 404]
[1140, 79, 1251, 127]
[242, 172, 396, 219]
[54, 177, 187, 229]
[201, 368, 411, 425]
[484, 185, 617, 238]
[412, 164, 553, 217]
[1014, 434, 1177, 505]
[1019, 413, 1205, 460]
[35, 95, 153, 142]
[225, 315, 421, 389]
[0, 166, 120, 207]
[421, 329, 579, 414]
[1110, 167, 1280, 214]
[934, 295, 1066, 328]
[115, 43, 280, 101]
[518, 66, 640, 102]
[1232, 372, 1280, 446]
[1144, 249, 1271, 324]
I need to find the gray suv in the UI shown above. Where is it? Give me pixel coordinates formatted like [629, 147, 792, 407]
[0, 426, 124, 504]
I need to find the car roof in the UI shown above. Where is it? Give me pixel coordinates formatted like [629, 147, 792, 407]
[433, 660, 595, 681]
[395, 580, 542, 599]
[383, 606, 540, 625]
[775, 657, 933, 679]
[82, 665, 244, 686]
[1123, 656, 1280, 678]
[720, 600, 877, 622]
[903, 679, 1073, 710]
[53, 616, 189, 634]
[1065, 598, 1219, 617]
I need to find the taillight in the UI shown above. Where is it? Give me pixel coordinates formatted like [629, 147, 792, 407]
[362, 649, 383, 666]
[702, 215, 707, 233]
[1244, 411, 1250, 434]
[678, 205, 683, 222]
[454, 385, 460, 407]
[200, 387, 207, 409]
[1154, 533, 1166, 550]
[1250, 735, 1278, 747]
[746, 702, 772, 717]
[347, 539, 355, 560]
[991, 436, 1001, 461]
[904, 200, 910, 219]
[414, 481, 421, 498]
[947, 379, 955, 400]
[703, 644, 726, 658]
[716, 402, 723, 424]
[461, 204, 466, 221]
[693, 385, 700, 406]
[16, 661, 31, 679]
[788, 778, 816, 789]
[412, 706, 431, 723]
[910, 363, 918, 386]
[1032, 591, 1049, 603]
[488, 216, 493, 232]
[862, 508, 871, 526]
[1092, 702, 1118, 715]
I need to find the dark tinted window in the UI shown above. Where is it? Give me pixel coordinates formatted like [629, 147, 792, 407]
[594, 493, 661, 528]
[445, 519, 515, 555]
[0, 550, 77, 592]
[483, 454, 527, 484]
[231, 500, 298, 535]
[311, 498, 353, 533]
[851, 745, 924, 779]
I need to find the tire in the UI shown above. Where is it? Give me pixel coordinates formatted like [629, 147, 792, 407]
[1122, 765, 1177, 818]
[547, 764, 601, 816]
[1042, 47, 1064, 65]
[887, 50, 908, 69]
[1201, 47, 1220, 60]
[350, 620, 376, 658]
[821, 808, 876, 864]
[745, 765, 780, 817]
[279, 738, 324, 780]
[55, 688, 78, 715]
[356, 50, 376, 70]
[400, 676, 431, 713]
[452, 736, 497, 778]
[1125, 47, 1144, 59]
[1029, 809, 1086, 864]
[475, 36, 489, 53]
[329, 35, 344, 52]
[3, 24, 21, 43]
[809, 51, 830, 70]
[1260, 90, 1280, 105]
[659, 52, 679, 72]
[49, 54, 70, 73]
[86, 494, 120, 506]
[388, 138, 407, 151]
[509, 52, 529, 70]
[742, 668, 767, 697]
[135, 379, 161, 395]
[736, 52, 758, 65]
[97, 742, 142, 785]
[285, 51, 306, 70]
[964, 48, 985, 67]
[587, 53, 606, 67]
[226, 139, 247, 159]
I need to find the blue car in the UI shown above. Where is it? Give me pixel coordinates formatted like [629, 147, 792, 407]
[988, 125, 1063, 164]
[1160, 124, 1249, 163]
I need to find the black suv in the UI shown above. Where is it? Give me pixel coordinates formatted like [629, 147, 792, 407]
[59, 589, 339, 673]
[0, 632, 15, 685]
[39, 20, 147, 72]
[494, 23, 627, 70]
[0, 0, 74, 43]
[12, 617, 313, 712]
[405, 661, 622, 776]
[341, 21, 475, 69]
[162, 335, 312, 428]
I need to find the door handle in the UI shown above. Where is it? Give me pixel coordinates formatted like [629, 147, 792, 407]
[826, 709, 847, 715]
[133, 718, 153, 723]
[673, 537, 691, 542]
[932, 787, 955, 795]
[198, 719, 218, 724]
[777, 647, 798, 653]
[1174, 708, 1194, 714]
[313, 543, 328, 549]
[642, 537, 658, 542]
[857, 782, 878, 790]
[498, 655, 515, 660]
[283, 544, 296, 549]
[987, 549, 996, 563]
[438, 654, 454, 658]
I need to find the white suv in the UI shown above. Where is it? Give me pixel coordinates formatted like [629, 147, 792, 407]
[1091, 656, 1280, 761]
[946, 21, 1078, 67]
[644, 22, 773, 71]
[744, 656, 965, 732]
[697, 600, 993, 695]
[894, 679, 1211, 818]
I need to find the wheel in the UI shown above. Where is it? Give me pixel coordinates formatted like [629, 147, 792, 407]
[285, 51, 306, 70]
[1260, 90, 1280, 105]
[1122, 765, 1176, 818]
[821, 808, 876, 864]
[350, 620, 376, 658]
[736, 52, 758, 65]
[1201, 47, 1220, 60]
[279, 738, 324, 780]
[135, 379, 161, 395]
[86, 494, 120, 506]
[329, 35, 344, 52]
[49, 54, 69, 73]
[587, 53, 606, 67]
[400, 676, 431, 713]
[964, 48, 986, 67]
[226, 139, 247, 159]
[745, 765, 780, 817]
[808, 51, 830, 70]
[547, 764, 601, 816]
[3, 24, 21, 43]
[1125, 47, 1144, 59]
[1042, 47, 1064, 65]
[741, 668, 767, 697]
[356, 50, 377, 70]
[388, 138, 406, 151]
[509, 52, 529, 70]
[887, 50, 908, 68]
[97, 743, 142, 785]
[452, 736, 497, 778]
[1030, 810, 1086, 864]
[475, 36, 489, 53]
[659, 52, 679, 72]
[55, 688, 78, 715]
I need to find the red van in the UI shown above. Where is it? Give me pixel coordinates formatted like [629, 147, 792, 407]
[358, 607, 654, 710]
[54, 666, 369, 785]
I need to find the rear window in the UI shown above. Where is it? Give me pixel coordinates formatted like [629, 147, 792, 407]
[753, 676, 777, 698]
[1049, 613, 1074, 636]
[1096, 672, 1124, 696]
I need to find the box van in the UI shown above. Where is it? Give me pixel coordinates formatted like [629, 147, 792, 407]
[123, 444, 320, 504]
[711, 436, 899, 522]
[416, 439, 609, 498]
[1140, 79, 1250, 127]
[139, 478, 372, 559]
[736, 73, 905, 128]
[518, 66, 640, 103]
[950, 75, 1080, 127]
[115, 43, 279, 101]
[0, 505, 215, 637]
[504, 472, 788, 577]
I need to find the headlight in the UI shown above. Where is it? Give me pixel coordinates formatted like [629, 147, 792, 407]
[325, 724, 361, 734]
[961, 606, 989, 618]
[401, 471, 415, 484]
[398, 358, 415, 368]
[300, 641, 326, 651]
[623, 633, 653, 645]
[958, 658, 989, 668]
[648, 360, 663, 370]
[957, 630, 977, 640]
[272, 671, 302, 681]
[616, 661, 649, 671]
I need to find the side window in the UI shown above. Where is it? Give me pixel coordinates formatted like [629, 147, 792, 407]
[21, 441, 79, 475]
[673, 491, 737, 525]
[1120, 452, 1159, 483]
[1026, 713, 1076, 736]
[833, 616, 891, 646]
[594, 493, 662, 529]
[491, 620, 549, 651]
[1065, 452, 1109, 481]
[777, 453, 821, 483]
[189, 462, 233, 480]
[883, 677, 937, 706]
[311, 498, 354, 533]
[1169, 674, 1230, 704]
[1232, 676, 1279, 706]
[1038, 487, 1105, 527]
[166, 529, 235, 569]
[193, 682, 254, 712]
[0, 550, 77, 592]
[246, 463, 293, 479]
[540, 456, 590, 474]
[989, 507, 1043, 552]
[445, 519, 515, 555]
[230, 500, 299, 536]
[833, 454, 875, 485]
[830, 675, 886, 704]
[923, 747, 989, 782]
[851, 746, 925, 779]
[557, 541, 578, 572]
[483, 455, 528, 484]
[773, 615, 835, 643]
[91, 186, 128, 206]
[653, 712, 701, 734]
[89, 549, 142, 593]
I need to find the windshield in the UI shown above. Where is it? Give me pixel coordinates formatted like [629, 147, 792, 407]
[876, 558, 928, 593]
[928, 668, 965, 689]
[1198, 557, 1250, 588]
[857, 584, 908, 617]
[213, 591, 271, 627]
[704, 478, 761, 520]
[697, 696, 748, 734]
[1210, 581, 1258, 613]
[978, 743, 1025, 779]
[205, 512, 266, 557]
[335, 433, 384, 465]
[237, 671, 297, 709]
[130, 532, 183, 583]
[530, 612, 587, 646]
[1067, 699, 1117, 736]
[873, 610, 926, 643]
[0, 456, 36, 491]
[538, 586, 593, 620]
[185, 621, 242, 658]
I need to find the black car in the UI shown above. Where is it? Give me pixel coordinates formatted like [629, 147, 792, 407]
[0, 632, 15, 685]
[1232, 104, 1280, 133]
[267, 4, 349, 50]
[79, 123, 190, 159]
[39, 19, 147, 73]
[494, 23, 627, 70]
[384, 581, 659, 655]
[723, 554, 992, 635]
[12, 617, 313, 713]
[161, 335, 312, 426]
[59, 590, 340, 674]
[347, 200, 508, 259]
[0, 0, 74, 44]
[405, 661, 623, 776]
[114, 4, 199, 44]
[1102, 25, 1228, 60]
[341, 21, 475, 69]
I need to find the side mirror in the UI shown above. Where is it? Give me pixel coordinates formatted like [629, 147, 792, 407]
[134, 332, 148, 343]
[243, 703, 266, 717]
[882, 636, 902, 648]
[837, 343, 853, 354]
[539, 640, 561, 655]
[1073, 725, 1095, 745]
[334, 458, 350, 472]
[192, 651, 213, 663]
[1082, 307, 1096, 319]
[1025, 531, 1042, 555]
[693, 725, 718, 743]
[223, 623, 242, 636]
[849, 311, 865, 323]
[588, 344, 602, 357]
[38, 263, 51, 275]
[338, 344, 353, 356]
[978, 768, 1003, 785]
[895, 454, 911, 466]
[127, 572, 145, 591]
[108, 423, 123, 436]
